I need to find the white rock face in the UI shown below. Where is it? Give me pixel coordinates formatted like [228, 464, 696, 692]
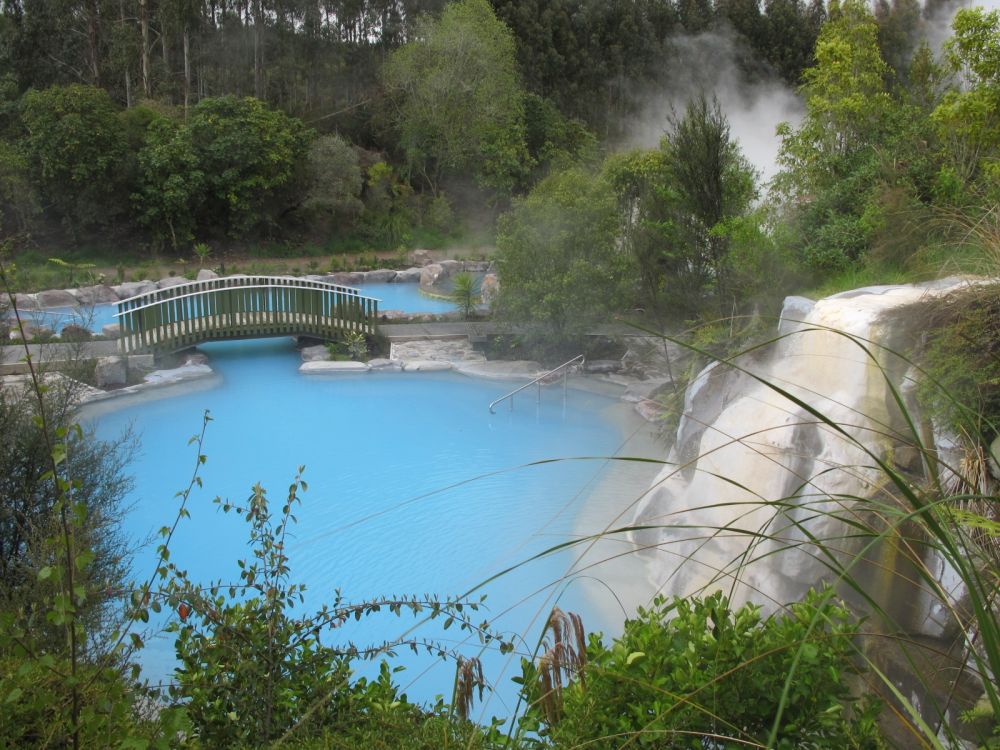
[632, 279, 976, 628]
[777, 295, 816, 335]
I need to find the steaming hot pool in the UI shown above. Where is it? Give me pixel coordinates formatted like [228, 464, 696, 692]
[80, 336, 650, 716]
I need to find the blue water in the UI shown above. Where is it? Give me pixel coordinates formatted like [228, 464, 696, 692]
[359, 282, 456, 314]
[17, 304, 119, 333]
[82, 339, 627, 718]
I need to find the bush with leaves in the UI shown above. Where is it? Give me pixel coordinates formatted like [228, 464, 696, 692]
[517, 589, 883, 749]
[166, 470, 509, 747]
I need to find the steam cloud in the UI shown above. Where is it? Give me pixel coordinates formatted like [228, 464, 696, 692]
[621, 29, 804, 187]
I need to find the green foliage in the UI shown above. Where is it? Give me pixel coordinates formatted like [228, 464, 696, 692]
[302, 134, 364, 222]
[450, 272, 480, 319]
[187, 96, 311, 238]
[360, 162, 414, 248]
[912, 286, 1000, 443]
[382, 0, 531, 195]
[496, 164, 634, 339]
[519, 589, 883, 749]
[604, 96, 759, 318]
[166, 469, 504, 747]
[932, 9, 1000, 197]
[19, 84, 129, 232]
[0, 138, 38, 238]
[134, 115, 205, 249]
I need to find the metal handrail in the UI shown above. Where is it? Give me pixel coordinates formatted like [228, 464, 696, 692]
[488, 354, 584, 414]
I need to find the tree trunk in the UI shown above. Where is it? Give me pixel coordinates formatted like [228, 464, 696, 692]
[253, 0, 263, 98]
[139, 0, 151, 97]
[86, 0, 102, 87]
[119, 0, 132, 107]
[183, 24, 191, 113]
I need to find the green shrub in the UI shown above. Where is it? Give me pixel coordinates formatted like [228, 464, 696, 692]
[518, 589, 883, 749]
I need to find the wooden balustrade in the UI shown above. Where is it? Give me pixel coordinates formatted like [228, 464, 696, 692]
[115, 276, 379, 354]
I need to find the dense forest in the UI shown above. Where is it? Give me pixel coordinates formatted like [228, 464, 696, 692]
[4, 0, 1000, 747]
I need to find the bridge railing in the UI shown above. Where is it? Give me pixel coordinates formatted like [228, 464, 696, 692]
[115, 275, 379, 354]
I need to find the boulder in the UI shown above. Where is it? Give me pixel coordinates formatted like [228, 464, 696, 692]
[157, 276, 191, 289]
[363, 269, 396, 283]
[479, 273, 499, 304]
[13, 293, 39, 311]
[36, 289, 79, 307]
[401, 360, 453, 372]
[634, 399, 666, 422]
[410, 249, 433, 266]
[392, 268, 422, 283]
[462, 260, 490, 272]
[299, 361, 370, 373]
[368, 358, 401, 370]
[622, 377, 673, 404]
[113, 280, 158, 299]
[301, 344, 331, 362]
[419, 264, 446, 288]
[778, 295, 816, 336]
[182, 350, 209, 366]
[102, 323, 121, 337]
[143, 363, 213, 385]
[94, 356, 127, 388]
[327, 272, 364, 286]
[60, 324, 92, 341]
[584, 359, 622, 374]
[73, 284, 119, 305]
[127, 354, 156, 372]
[196, 268, 218, 281]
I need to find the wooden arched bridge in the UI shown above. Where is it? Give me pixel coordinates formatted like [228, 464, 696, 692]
[115, 275, 379, 354]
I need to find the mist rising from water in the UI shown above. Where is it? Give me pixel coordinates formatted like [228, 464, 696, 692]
[621, 29, 804, 186]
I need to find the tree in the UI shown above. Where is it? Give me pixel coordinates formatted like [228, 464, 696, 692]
[19, 84, 129, 233]
[774, 0, 897, 269]
[301, 133, 364, 222]
[605, 96, 758, 318]
[186, 95, 311, 237]
[381, 0, 530, 195]
[932, 8, 1000, 196]
[133, 115, 205, 249]
[495, 165, 634, 342]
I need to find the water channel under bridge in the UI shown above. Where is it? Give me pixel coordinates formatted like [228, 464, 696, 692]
[115, 276, 379, 354]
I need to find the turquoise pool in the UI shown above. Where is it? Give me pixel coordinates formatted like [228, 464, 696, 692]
[82, 339, 634, 717]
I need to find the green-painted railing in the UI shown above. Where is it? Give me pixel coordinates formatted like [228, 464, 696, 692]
[115, 276, 379, 354]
